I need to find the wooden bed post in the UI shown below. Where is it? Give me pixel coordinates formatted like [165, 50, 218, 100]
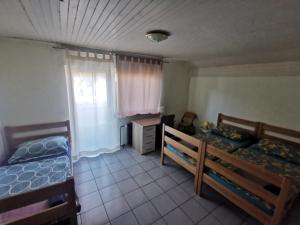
[194, 141, 203, 193]
[160, 123, 165, 165]
[196, 141, 207, 195]
[270, 177, 292, 225]
[257, 122, 264, 139]
[217, 113, 223, 127]
[66, 178, 78, 225]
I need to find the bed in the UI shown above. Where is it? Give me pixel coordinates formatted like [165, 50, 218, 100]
[198, 122, 300, 225]
[161, 114, 259, 192]
[161, 125, 204, 192]
[0, 121, 78, 225]
[161, 114, 259, 193]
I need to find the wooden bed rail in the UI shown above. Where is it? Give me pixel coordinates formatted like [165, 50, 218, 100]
[161, 124, 203, 192]
[259, 123, 300, 143]
[0, 177, 77, 225]
[4, 120, 71, 158]
[217, 113, 260, 137]
[199, 145, 293, 225]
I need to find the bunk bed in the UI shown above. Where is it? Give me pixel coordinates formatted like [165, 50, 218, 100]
[0, 121, 78, 225]
[161, 125, 204, 192]
[160, 113, 259, 192]
[198, 122, 300, 225]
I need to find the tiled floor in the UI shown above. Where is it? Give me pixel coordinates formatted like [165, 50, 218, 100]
[74, 147, 300, 225]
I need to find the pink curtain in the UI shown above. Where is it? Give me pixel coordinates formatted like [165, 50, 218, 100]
[116, 56, 162, 117]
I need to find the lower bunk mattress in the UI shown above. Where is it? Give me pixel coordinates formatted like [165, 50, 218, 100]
[0, 154, 71, 199]
[206, 146, 300, 215]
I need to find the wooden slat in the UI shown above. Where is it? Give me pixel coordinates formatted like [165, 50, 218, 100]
[67, 0, 80, 41]
[271, 177, 292, 225]
[205, 159, 277, 205]
[100, 0, 153, 42]
[13, 131, 69, 147]
[18, 0, 44, 37]
[31, 0, 50, 40]
[5, 202, 69, 225]
[217, 113, 260, 137]
[218, 113, 258, 127]
[197, 142, 207, 195]
[161, 124, 165, 165]
[206, 146, 283, 186]
[203, 174, 271, 225]
[76, 0, 104, 42]
[49, 0, 61, 41]
[94, 0, 144, 42]
[0, 178, 74, 213]
[71, 0, 89, 42]
[6, 121, 68, 133]
[104, 0, 186, 43]
[102, 0, 170, 42]
[261, 123, 300, 139]
[59, 0, 69, 42]
[195, 141, 205, 194]
[164, 125, 201, 147]
[40, 0, 56, 41]
[4, 121, 70, 155]
[80, 0, 111, 44]
[164, 147, 196, 175]
[164, 136, 198, 159]
[88, 0, 131, 43]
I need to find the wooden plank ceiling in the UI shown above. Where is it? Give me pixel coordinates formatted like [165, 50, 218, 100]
[0, 0, 300, 64]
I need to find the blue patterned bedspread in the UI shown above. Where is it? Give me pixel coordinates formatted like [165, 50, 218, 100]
[0, 155, 71, 199]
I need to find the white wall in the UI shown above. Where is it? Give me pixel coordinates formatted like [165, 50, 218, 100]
[0, 39, 68, 162]
[161, 61, 191, 122]
[188, 61, 300, 130]
[0, 39, 192, 160]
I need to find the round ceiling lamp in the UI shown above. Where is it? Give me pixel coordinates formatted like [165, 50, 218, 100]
[145, 30, 170, 43]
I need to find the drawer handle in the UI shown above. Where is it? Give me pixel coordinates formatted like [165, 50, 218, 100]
[145, 127, 154, 131]
[145, 135, 154, 138]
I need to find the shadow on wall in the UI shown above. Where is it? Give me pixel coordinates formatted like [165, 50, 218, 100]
[188, 72, 220, 128]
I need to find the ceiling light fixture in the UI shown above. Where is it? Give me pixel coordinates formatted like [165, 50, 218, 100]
[145, 30, 170, 43]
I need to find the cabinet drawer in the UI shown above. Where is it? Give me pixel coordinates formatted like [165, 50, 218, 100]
[143, 140, 155, 153]
[143, 126, 155, 138]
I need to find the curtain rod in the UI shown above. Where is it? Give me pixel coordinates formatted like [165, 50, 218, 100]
[57, 44, 163, 60]
[2, 37, 166, 62]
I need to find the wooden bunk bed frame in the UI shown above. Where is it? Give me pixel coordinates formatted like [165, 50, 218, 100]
[161, 124, 204, 192]
[1, 120, 78, 225]
[198, 120, 300, 225]
[217, 113, 260, 138]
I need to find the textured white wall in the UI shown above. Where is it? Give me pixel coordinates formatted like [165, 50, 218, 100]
[0, 39, 68, 162]
[188, 61, 300, 130]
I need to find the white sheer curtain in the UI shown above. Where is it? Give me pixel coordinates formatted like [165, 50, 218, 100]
[116, 55, 162, 117]
[65, 51, 119, 160]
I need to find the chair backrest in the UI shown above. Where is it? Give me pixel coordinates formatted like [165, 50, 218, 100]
[181, 112, 197, 125]
[161, 114, 175, 127]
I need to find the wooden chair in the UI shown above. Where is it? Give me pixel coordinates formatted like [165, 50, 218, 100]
[178, 112, 197, 135]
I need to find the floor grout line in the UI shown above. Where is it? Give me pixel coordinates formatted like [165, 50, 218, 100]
[75, 147, 223, 225]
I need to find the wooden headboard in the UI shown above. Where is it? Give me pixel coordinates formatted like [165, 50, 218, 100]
[4, 120, 71, 157]
[217, 113, 260, 138]
[259, 123, 300, 145]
